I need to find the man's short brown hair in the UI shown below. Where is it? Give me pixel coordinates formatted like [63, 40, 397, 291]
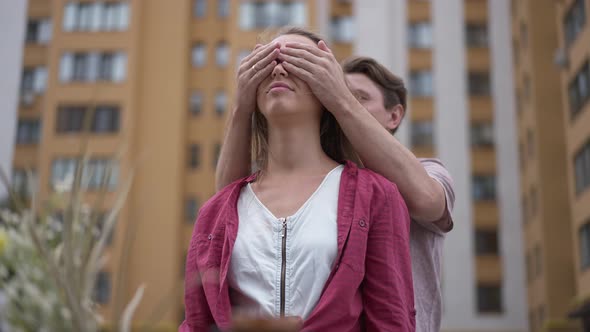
[342, 57, 407, 132]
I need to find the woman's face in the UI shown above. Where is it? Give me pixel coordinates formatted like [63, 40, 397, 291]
[256, 34, 323, 123]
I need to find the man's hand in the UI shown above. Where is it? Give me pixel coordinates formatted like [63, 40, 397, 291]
[278, 40, 357, 114]
[235, 42, 280, 116]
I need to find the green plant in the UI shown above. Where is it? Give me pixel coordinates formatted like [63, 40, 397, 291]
[0, 152, 143, 332]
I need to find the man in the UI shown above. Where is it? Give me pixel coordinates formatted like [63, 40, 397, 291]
[215, 40, 455, 332]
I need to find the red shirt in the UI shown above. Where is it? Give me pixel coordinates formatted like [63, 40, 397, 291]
[180, 162, 415, 331]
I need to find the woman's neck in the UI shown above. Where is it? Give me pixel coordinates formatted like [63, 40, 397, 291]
[264, 121, 339, 177]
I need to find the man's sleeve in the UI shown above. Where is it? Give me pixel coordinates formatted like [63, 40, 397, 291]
[419, 158, 455, 233]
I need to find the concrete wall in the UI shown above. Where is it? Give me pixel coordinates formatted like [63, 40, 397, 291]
[0, 0, 28, 200]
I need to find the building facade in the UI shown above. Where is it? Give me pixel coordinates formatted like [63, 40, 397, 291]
[13, 0, 527, 331]
[511, 0, 580, 330]
[355, 0, 527, 331]
[554, 0, 590, 329]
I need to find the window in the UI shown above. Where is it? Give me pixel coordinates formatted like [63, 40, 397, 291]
[84, 159, 119, 189]
[409, 70, 433, 97]
[472, 175, 496, 201]
[515, 89, 522, 115]
[215, 91, 227, 115]
[188, 144, 200, 169]
[466, 23, 488, 47]
[477, 284, 502, 313]
[216, 41, 230, 67]
[63, 2, 130, 32]
[534, 245, 543, 277]
[475, 229, 498, 255]
[522, 195, 528, 225]
[411, 121, 434, 147]
[568, 61, 590, 117]
[331, 16, 355, 43]
[408, 22, 432, 49]
[11, 169, 36, 195]
[523, 74, 531, 101]
[512, 38, 519, 66]
[92, 106, 120, 133]
[519, 21, 528, 49]
[56, 105, 120, 133]
[60, 52, 126, 82]
[529, 186, 538, 219]
[57, 106, 86, 133]
[468, 72, 491, 96]
[21, 69, 35, 93]
[51, 158, 77, 190]
[218, 0, 229, 17]
[471, 122, 494, 147]
[194, 0, 206, 17]
[98, 53, 115, 80]
[579, 222, 590, 270]
[185, 197, 198, 223]
[104, 2, 130, 31]
[519, 141, 525, 171]
[95, 213, 115, 245]
[526, 128, 534, 157]
[16, 119, 41, 144]
[93, 271, 111, 304]
[190, 92, 203, 115]
[525, 252, 531, 282]
[574, 140, 590, 194]
[239, 1, 306, 30]
[26, 18, 52, 44]
[51, 158, 118, 191]
[564, 0, 586, 47]
[20, 66, 47, 104]
[72, 53, 89, 81]
[192, 43, 206, 67]
[213, 143, 222, 169]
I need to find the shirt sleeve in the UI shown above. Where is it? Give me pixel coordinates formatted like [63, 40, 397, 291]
[180, 232, 215, 331]
[363, 179, 416, 331]
[418, 158, 455, 234]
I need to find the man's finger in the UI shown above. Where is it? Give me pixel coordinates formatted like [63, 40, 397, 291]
[277, 53, 317, 73]
[251, 60, 277, 83]
[284, 41, 328, 58]
[241, 46, 279, 77]
[281, 61, 314, 82]
[242, 41, 279, 64]
[318, 40, 333, 54]
[279, 46, 323, 65]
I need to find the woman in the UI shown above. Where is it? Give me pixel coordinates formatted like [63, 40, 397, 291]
[180, 28, 415, 332]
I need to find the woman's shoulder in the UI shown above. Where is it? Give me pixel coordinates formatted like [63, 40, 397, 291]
[344, 161, 401, 196]
[194, 174, 255, 230]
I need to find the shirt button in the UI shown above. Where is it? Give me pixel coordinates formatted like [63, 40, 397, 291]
[336, 264, 340, 269]
[359, 219, 366, 227]
[208, 234, 213, 240]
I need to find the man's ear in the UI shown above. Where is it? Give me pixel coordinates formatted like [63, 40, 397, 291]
[386, 104, 405, 131]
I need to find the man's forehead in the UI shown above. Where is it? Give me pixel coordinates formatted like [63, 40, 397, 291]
[346, 75, 373, 93]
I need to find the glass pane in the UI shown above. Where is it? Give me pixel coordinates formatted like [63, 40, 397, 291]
[215, 91, 227, 115]
[218, 0, 229, 17]
[216, 42, 229, 66]
[192, 44, 206, 67]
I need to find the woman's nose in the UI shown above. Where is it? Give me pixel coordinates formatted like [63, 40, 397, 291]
[271, 62, 288, 78]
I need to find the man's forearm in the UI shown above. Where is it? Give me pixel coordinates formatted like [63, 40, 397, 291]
[333, 97, 446, 223]
[215, 107, 253, 191]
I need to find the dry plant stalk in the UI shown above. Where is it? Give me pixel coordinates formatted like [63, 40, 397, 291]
[0, 149, 145, 331]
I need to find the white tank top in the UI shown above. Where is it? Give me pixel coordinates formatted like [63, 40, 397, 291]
[228, 165, 343, 320]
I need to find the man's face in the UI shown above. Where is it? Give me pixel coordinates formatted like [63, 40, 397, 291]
[346, 73, 398, 131]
